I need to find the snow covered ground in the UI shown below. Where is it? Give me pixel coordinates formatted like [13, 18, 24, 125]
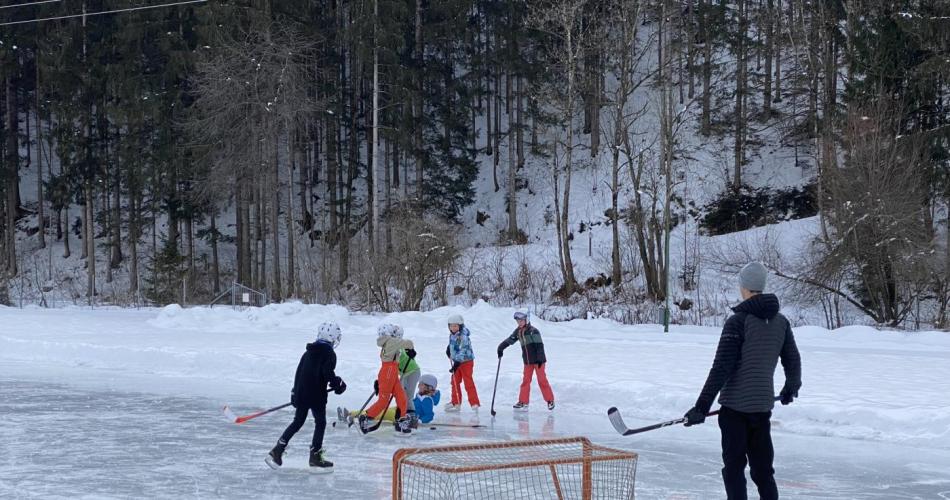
[2, 303, 949, 499]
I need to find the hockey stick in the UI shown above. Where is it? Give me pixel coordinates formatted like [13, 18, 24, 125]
[489, 357, 501, 417]
[428, 422, 487, 429]
[607, 396, 782, 436]
[226, 389, 336, 425]
[347, 390, 376, 428]
[224, 402, 292, 424]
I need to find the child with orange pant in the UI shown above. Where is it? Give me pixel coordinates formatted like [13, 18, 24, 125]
[360, 323, 415, 434]
[498, 311, 555, 411]
[444, 314, 480, 412]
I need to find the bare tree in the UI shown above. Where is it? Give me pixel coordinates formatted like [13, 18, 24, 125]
[602, 0, 652, 290]
[529, 0, 598, 297]
[188, 25, 320, 297]
[812, 100, 933, 326]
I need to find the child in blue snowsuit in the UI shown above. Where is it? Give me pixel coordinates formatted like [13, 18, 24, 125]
[413, 374, 441, 424]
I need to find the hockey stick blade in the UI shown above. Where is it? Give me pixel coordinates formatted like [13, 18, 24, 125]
[607, 406, 687, 436]
[222, 405, 239, 423]
[607, 407, 631, 435]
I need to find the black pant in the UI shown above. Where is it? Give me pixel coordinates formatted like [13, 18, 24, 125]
[717, 406, 778, 500]
[279, 404, 327, 451]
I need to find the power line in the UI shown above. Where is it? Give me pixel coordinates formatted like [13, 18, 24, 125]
[0, 0, 207, 26]
[0, 0, 61, 10]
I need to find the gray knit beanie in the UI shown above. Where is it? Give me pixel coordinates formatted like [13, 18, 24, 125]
[739, 262, 768, 292]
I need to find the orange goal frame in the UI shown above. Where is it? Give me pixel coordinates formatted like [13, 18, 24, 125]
[392, 436, 638, 499]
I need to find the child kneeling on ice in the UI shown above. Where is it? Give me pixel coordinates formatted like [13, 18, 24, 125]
[360, 323, 415, 434]
[413, 374, 441, 425]
[267, 322, 347, 471]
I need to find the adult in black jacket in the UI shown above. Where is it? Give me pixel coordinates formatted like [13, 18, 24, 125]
[684, 262, 802, 500]
[266, 323, 347, 471]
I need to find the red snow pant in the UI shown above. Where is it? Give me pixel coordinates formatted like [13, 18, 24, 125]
[366, 361, 407, 419]
[518, 363, 554, 404]
[450, 360, 481, 407]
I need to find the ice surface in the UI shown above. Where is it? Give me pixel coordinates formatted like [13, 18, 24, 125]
[1, 303, 949, 498]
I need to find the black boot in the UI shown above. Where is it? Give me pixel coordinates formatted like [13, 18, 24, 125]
[265, 440, 286, 469]
[309, 447, 333, 469]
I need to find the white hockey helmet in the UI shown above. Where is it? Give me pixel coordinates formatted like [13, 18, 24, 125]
[316, 322, 342, 349]
[377, 323, 404, 339]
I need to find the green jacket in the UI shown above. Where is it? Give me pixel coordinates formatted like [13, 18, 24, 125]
[398, 350, 420, 374]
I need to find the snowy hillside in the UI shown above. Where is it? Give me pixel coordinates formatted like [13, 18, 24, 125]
[1, 303, 949, 498]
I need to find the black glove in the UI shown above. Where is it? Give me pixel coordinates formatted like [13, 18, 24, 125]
[497, 346, 504, 358]
[536, 362, 543, 368]
[290, 390, 297, 408]
[450, 361, 461, 373]
[406, 348, 417, 359]
[780, 387, 797, 405]
[334, 378, 347, 395]
[683, 406, 706, 427]
[373, 379, 379, 395]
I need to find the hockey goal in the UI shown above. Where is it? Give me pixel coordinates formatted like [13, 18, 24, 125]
[392, 437, 638, 499]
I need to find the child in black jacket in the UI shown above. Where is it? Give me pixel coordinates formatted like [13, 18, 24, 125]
[266, 322, 347, 471]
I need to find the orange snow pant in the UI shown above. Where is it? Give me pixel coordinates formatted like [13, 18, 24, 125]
[366, 361, 407, 419]
[519, 363, 554, 404]
[450, 360, 480, 407]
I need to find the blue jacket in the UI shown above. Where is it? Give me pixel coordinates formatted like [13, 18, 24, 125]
[413, 390, 441, 424]
[447, 327, 475, 362]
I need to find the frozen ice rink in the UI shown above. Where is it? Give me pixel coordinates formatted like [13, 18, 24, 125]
[1, 304, 949, 498]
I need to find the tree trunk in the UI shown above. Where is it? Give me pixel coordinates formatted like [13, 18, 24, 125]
[370, 17, 380, 254]
[701, 0, 712, 136]
[610, 145, 622, 290]
[84, 183, 96, 301]
[271, 139, 282, 301]
[386, 137, 394, 254]
[35, 57, 46, 250]
[235, 182, 245, 284]
[414, 0, 424, 199]
[129, 194, 139, 298]
[516, 76, 525, 167]
[560, 29, 578, 296]
[774, 0, 782, 103]
[184, 214, 194, 303]
[493, 73, 501, 192]
[326, 115, 339, 248]
[63, 206, 71, 258]
[763, 0, 774, 113]
[733, 0, 748, 186]
[507, 74, 519, 240]
[686, 0, 695, 100]
[285, 132, 297, 299]
[110, 149, 122, 269]
[4, 75, 17, 277]
[256, 177, 265, 292]
[210, 207, 220, 296]
[105, 176, 112, 284]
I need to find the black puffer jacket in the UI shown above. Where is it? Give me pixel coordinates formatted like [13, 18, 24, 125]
[695, 293, 802, 414]
[292, 341, 342, 408]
